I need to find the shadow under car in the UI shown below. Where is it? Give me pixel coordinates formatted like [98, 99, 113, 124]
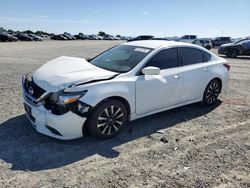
[0, 101, 221, 171]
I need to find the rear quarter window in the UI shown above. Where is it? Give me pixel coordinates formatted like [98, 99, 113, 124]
[203, 51, 211, 62]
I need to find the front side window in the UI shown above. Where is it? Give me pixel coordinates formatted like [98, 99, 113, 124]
[181, 47, 203, 65]
[145, 48, 179, 70]
[90, 45, 152, 73]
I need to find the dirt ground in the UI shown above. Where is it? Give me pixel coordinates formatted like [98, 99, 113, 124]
[0, 40, 249, 188]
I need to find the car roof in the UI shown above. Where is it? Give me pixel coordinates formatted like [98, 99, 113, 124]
[122, 40, 195, 49]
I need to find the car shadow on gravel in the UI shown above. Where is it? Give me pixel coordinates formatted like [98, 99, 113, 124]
[0, 101, 221, 171]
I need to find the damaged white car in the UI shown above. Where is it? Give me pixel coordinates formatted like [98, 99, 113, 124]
[22, 40, 230, 140]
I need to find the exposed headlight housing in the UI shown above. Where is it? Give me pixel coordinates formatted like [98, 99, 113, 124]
[45, 90, 91, 116]
[56, 90, 88, 105]
[25, 72, 33, 82]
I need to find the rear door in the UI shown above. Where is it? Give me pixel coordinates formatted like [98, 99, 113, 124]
[178, 47, 210, 102]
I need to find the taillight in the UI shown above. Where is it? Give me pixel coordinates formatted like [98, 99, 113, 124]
[223, 63, 231, 71]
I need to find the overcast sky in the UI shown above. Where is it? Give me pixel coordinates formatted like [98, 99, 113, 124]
[0, 0, 249, 37]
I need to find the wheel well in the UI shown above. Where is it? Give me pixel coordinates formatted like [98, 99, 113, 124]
[82, 96, 131, 134]
[229, 48, 239, 53]
[102, 96, 131, 120]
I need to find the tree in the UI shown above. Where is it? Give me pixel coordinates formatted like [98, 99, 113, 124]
[0, 27, 6, 32]
[78, 32, 84, 36]
[35, 30, 53, 36]
[23, 30, 34, 34]
[7, 29, 14, 33]
[98, 31, 108, 37]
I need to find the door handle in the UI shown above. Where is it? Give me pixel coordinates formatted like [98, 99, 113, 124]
[174, 75, 182, 79]
[203, 67, 209, 71]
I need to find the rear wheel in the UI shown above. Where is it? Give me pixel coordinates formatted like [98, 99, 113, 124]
[87, 99, 128, 139]
[202, 79, 221, 106]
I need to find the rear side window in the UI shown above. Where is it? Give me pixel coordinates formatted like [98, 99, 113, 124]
[142, 36, 152, 40]
[181, 47, 203, 65]
[146, 48, 179, 70]
[203, 51, 211, 62]
[190, 35, 196, 39]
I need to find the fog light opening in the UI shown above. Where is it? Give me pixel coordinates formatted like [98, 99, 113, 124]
[78, 103, 90, 114]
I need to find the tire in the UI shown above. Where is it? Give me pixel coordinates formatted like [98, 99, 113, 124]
[202, 79, 221, 106]
[205, 45, 211, 50]
[87, 99, 128, 139]
[227, 49, 238, 58]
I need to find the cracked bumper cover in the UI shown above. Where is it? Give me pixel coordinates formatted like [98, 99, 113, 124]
[22, 75, 87, 140]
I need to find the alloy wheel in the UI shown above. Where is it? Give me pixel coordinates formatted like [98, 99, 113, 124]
[97, 105, 124, 135]
[205, 82, 220, 104]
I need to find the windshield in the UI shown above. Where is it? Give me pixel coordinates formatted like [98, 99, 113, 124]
[90, 45, 152, 73]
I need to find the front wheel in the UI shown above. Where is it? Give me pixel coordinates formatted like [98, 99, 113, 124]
[202, 79, 221, 106]
[205, 45, 211, 50]
[87, 99, 128, 139]
[227, 49, 238, 58]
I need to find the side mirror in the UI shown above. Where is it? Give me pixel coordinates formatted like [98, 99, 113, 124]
[142, 66, 160, 75]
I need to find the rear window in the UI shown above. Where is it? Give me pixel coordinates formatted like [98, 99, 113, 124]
[181, 47, 203, 65]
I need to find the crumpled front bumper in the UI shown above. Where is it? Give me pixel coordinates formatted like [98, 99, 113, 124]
[22, 75, 86, 140]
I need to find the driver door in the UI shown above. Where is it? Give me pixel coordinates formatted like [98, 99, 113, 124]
[135, 48, 183, 115]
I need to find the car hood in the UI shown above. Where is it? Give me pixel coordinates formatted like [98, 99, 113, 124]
[32, 56, 117, 92]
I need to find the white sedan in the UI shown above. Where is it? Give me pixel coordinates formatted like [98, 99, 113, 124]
[22, 40, 230, 140]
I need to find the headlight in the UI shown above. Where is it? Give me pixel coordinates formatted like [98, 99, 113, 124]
[56, 90, 87, 105]
[25, 72, 33, 81]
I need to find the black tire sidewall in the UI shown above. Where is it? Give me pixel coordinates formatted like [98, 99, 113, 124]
[205, 46, 211, 50]
[228, 49, 238, 58]
[87, 99, 128, 139]
[203, 79, 221, 106]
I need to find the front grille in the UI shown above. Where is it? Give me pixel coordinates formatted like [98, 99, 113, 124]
[24, 79, 46, 99]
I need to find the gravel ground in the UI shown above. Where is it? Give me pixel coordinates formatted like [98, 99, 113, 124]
[0, 40, 249, 188]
